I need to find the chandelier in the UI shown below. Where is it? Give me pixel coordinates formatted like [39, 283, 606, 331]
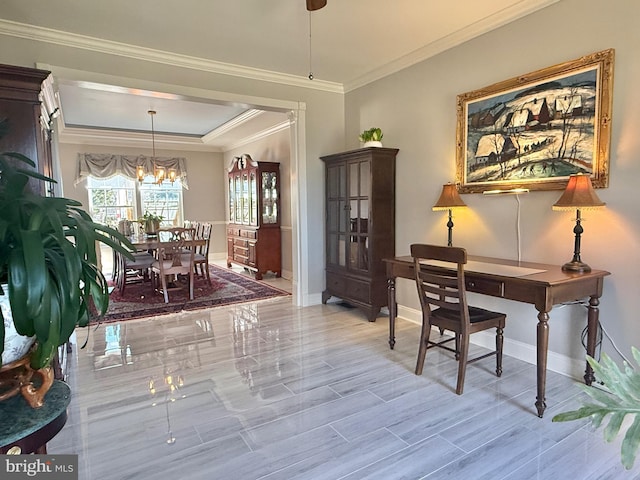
[137, 110, 176, 184]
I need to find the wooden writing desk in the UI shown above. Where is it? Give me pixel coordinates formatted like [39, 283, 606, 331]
[384, 255, 610, 418]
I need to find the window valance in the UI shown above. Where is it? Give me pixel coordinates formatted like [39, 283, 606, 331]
[75, 153, 189, 188]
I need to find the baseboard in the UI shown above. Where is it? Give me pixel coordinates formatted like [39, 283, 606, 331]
[397, 305, 585, 381]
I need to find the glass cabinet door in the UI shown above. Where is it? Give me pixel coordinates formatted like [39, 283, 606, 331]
[229, 176, 235, 223]
[234, 175, 242, 222]
[241, 173, 249, 224]
[326, 163, 347, 267]
[261, 171, 278, 224]
[348, 160, 370, 272]
[249, 171, 257, 225]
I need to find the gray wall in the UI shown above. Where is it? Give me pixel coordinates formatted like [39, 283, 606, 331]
[345, 0, 640, 371]
[2, 0, 638, 373]
[225, 125, 294, 279]
[0, 32, 346, 304]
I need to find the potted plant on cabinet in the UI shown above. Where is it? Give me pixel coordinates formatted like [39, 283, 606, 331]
[358, 127, 384, 147]
[0, 151, 132, 406]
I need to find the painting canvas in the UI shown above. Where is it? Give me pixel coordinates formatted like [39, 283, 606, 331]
[456, 49, 614, 193]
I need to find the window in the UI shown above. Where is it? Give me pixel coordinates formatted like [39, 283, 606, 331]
[87, 175, 136, 228]
[86, 174, 183, 228]
[139, 176, 183, 226]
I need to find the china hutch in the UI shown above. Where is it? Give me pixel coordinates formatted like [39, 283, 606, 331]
[0, 64, 57, 196]
[320, 147, 398, 321]
[227, 155, 281, 280]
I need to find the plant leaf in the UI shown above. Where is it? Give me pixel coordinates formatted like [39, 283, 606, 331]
[553, 353, 640, 469]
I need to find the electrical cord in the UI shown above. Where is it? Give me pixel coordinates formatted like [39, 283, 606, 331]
[558, 299, 633, 384]
[515, 194, 522, 262]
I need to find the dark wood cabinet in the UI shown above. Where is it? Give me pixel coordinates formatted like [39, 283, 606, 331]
[0, 64, 55, 196]
[226, 156, 281, 280]
[321, 147, 398, 321]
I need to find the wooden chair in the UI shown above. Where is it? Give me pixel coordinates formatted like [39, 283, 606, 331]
[411, 244, 506, 395]
[111, 235, 154, 294]
[151, 229, 196, 303]
[193, 222, 212, 280]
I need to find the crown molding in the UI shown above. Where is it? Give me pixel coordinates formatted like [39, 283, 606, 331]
[201, 109, 264, 144]
[344, 0, 561, 92]
[225, 120, 291, 151]
[0, 19, 344, 94]
[57, 118, 291, 153]
[57, 125, 223, 152]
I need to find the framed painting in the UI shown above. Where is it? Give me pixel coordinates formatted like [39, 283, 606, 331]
[455, 49, 614, 193]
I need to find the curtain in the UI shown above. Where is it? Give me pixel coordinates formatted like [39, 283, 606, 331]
[75, 153, 189, 188]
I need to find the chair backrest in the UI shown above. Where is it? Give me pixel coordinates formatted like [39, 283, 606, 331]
[198, 222, 213, 255]
[410, 243, 470, 329]
[156, 238, 195, 275]
[158, 227, 196, 242]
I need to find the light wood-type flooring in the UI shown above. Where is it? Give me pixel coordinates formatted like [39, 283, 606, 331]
[49, 276, 640, 479]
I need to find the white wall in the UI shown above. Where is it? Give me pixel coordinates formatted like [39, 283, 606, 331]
[345, 0, 640, 371]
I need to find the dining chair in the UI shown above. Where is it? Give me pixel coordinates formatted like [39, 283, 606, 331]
[111, 235, 154, 294]
[410, 243, 506, 395]
[151, 231, 196, 303]
[193, 222, 212, 280]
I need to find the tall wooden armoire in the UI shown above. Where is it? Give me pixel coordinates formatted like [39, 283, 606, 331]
[320, 147, 398, 321]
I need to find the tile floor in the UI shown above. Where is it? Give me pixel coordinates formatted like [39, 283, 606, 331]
[47, 271, 640, 479]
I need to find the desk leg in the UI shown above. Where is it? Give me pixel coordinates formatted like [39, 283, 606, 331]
[388, 277, 396, 350]
[535, 310, 549, 418]
[584, 295, 600, 385]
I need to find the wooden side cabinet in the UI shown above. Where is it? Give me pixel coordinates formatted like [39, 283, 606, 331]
[226, 155, 281, 280]
[0, 64, 56, 196]
[320, 147, 398, 321]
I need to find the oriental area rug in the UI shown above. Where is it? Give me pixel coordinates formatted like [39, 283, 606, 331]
[100, 264, 290, 323]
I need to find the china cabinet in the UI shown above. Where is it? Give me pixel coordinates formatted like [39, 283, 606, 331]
[227, 156, 281, 279]
[0, 64, 56, 196]
[320, 147, 398, 321]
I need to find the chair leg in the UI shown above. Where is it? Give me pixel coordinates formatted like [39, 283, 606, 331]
[455, 334, 470, 395]
[496, 326, 504, 377]
[188, 271, 194, 300]
[161, 274, 169, 303]
[415, 316, 432, 375]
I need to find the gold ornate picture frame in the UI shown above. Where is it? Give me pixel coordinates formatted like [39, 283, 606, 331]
[456, 49, 614, 193]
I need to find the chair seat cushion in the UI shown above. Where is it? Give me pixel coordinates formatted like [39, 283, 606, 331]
[433, 306, 504, 323]
[152, 254, 193, 270]
[126, 252, 154, 269]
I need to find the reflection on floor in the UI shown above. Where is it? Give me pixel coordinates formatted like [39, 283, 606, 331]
[50, 295, 637, 480]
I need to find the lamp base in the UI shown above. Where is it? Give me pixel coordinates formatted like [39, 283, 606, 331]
[561, 260, 591, 273]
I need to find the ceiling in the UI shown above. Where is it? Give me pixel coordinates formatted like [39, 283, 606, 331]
[0, 0, 559, 151]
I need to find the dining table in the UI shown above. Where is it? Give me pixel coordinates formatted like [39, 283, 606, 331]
[126, 231, 206, 251]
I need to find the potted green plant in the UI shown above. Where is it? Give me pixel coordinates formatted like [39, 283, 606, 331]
[0, 151, 132, 372]
[138, 211, 164, 235]
[552, 349, 640, 469]
[358, 127, 384, 147]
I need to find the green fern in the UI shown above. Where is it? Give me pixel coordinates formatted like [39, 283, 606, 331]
[552, 347, 640, 469]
